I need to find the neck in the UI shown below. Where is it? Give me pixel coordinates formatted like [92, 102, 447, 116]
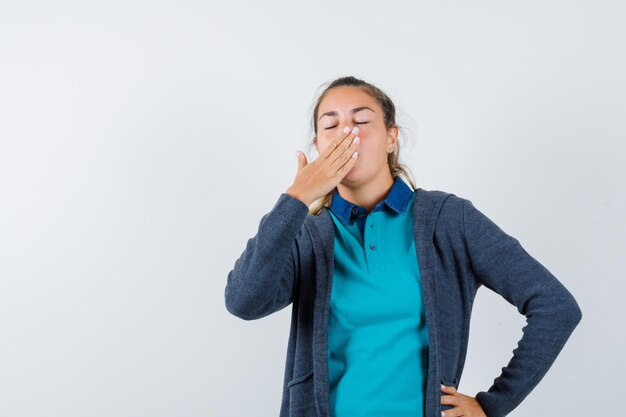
[336, 170, 395, 213]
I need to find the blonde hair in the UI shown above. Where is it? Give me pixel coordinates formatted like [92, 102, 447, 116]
[305, 76, 418, 216]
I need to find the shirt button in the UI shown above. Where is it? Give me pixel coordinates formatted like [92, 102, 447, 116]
[369, 244, 376, 250]
[352, 207, 359, 215]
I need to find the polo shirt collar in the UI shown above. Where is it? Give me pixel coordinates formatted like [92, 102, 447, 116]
[329, 176, 414, 225]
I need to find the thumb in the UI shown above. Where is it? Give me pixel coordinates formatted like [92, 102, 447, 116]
[295, 150, 307, 171]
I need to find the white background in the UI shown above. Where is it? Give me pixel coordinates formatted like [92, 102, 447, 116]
[0, 1, 624, 416]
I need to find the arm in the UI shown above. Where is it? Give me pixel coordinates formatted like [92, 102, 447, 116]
[463, 198, 582, 417]
[224, 192, 310, 321]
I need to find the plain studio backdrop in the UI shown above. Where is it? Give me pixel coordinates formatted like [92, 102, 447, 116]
[0, 1, 624, 416]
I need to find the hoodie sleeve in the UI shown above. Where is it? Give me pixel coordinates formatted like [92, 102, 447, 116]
[462, 198, 582, 417]
[224, 192, 310, 321]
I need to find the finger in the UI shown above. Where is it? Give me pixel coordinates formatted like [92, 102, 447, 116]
[441, 406, 463, 417]
[322, 125, 358, 160]
[440, 392, 459, 406]
[331, 133, 360, 173]
[335, 146, 358, 177]
[329, 127, 360, 166]
[441, 385, 457, 394]
[295, 150, 307, 172]
[331, 136, 359, 178]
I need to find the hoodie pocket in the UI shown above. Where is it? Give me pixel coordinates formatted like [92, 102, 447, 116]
[288, 370, 315, 416]
[441, 375, 458, 388]
[287, 369, 314, 388]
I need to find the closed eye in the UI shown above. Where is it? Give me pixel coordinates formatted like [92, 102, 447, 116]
[325, 122, 369, 130]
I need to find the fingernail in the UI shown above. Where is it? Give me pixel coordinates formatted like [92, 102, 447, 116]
[441, 412, 446, 417]
[343, 126, 351, 134]
[352, 126, 359, 134]
[441, 384, 445, 389]
[295, 151, 300, 158]
[353, 136, 360, 144]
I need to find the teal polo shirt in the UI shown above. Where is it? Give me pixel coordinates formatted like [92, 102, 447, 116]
[327, 176, 429, 417]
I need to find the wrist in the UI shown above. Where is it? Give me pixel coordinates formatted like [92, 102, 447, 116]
[285, 187, 311, 206]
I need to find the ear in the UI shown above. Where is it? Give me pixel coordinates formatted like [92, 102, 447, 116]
[387, 126, 399, 149]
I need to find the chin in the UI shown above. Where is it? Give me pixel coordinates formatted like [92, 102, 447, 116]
[340, 166, 366, 185]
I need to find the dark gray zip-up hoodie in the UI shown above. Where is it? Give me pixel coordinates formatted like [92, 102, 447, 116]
[224, 188, 582, 417]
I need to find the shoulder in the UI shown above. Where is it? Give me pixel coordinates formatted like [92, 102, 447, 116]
[414, 187, 487, 236]
[417, 188, 507, 238]
[414, 186, 468, 214]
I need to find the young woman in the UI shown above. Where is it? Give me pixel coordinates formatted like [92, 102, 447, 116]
[225, 76, 582, 417]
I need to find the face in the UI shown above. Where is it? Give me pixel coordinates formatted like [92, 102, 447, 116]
[315, 86, 397, 186]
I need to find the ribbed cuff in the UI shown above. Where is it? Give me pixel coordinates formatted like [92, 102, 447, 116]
[475, 390, 516, 417]
[278, 192, 310, 213]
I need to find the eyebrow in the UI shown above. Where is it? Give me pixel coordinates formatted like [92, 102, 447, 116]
[318, 106, 376, 121]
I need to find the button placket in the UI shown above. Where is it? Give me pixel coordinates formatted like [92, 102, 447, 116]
[364, 213, 382, 267]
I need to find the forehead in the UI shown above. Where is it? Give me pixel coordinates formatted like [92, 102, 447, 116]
[318, 86, 378, 113]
